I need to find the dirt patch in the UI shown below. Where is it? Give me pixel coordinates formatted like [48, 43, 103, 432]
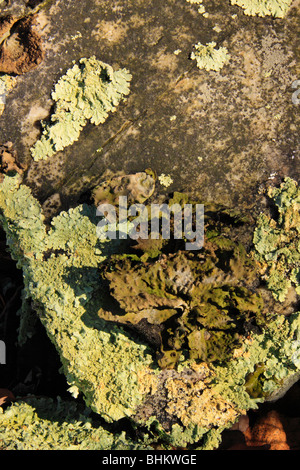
[0, 14, 44, 74]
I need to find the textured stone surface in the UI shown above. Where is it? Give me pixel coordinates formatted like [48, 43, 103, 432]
[0, 0, 299, 451]
[0, 0, 298, 213]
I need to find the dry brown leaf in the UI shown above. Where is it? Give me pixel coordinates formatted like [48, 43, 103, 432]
[244, 410, 289, 450]
[0, 388, 15, 406]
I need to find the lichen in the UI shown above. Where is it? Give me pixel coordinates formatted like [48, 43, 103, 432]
[30, 57, 132, 161]
[158, 173, 173, 188]
[1, 174, 300, 449]
[134, 311, 300, 448]
[0, 142, 26, 183]
[0, 396, 151, 450]
[92, 171, 156, 207]
[190, 42, 230, 72]
[185, 0, 206, 14]
[253, 177, 300, 302]
[230, 0, 293, 17]
[0, 174, 157, 423]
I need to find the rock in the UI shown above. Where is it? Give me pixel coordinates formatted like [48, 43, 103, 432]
[0, 14, 44, 74]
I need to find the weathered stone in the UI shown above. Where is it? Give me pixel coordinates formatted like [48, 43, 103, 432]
[0, 0, 298, 211]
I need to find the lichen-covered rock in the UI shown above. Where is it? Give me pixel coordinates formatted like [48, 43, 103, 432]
[1, 174, 300, 449]
[0, 396, 151, 450]
[253, 177, 300, 302]
[30, 57, 132, 161]
[0, 174, 156, 424]
[230, 0, 293, 17]
[92, 170, 156, 207]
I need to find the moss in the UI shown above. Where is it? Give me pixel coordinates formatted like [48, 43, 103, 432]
[190, 42, 230, 72]
[253, 177, 300, 302]
[30, 57, 132, 161]
[230, 0, 293, 17]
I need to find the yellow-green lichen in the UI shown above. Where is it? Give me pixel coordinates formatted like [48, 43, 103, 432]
[158, 173, 173, 188]
[0, 397, 151, 450]
[1, 175, 300, 449]
[190, 42, 230, 72]
[136, 310, 300, 448]
[92, 171, 156, 207]
[230, 0, 293, 17]
[253, 177, 300, 302]
[30, 57, 132, 161]
[0, 175, 156, 423]
[98, 240, 267, 369]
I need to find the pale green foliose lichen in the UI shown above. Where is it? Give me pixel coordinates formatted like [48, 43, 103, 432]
[253, 177, 300, 302]
[30, 57, 132, 161]
[230, 0, 293, 17]
[158, 173, 173, 187]
[185, 0, 206, 14]
[1, 174, 300, 449]
[0, 174, 156, 424]
[0, 396, 151, 450]
[190, 42, 230, 72]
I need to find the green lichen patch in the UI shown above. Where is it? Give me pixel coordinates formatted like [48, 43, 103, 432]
[1, 175, 300, 449]
[253, 177, 300, 302]
[30, 57, 132, 161]
[0, 142, 26, 183]
[133, 310, 300, 449]
[190, 42, 230, 72]
[230, 0, 293, 17]
[0, 396, 150, 450]
[0, 174, 156, 423]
